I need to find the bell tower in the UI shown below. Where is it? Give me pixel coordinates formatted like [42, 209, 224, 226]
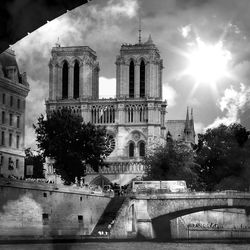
[48, 46, 99, 101]
[113, 34, 167, 155]
[115, 34, 163, 99]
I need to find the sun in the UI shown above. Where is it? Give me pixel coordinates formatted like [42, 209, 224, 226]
[186, 38, 232, 85]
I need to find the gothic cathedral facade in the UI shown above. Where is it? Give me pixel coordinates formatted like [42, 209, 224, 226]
[46, 35, 195, 186]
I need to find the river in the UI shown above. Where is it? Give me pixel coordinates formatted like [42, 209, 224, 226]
[0, 242, 249, 250]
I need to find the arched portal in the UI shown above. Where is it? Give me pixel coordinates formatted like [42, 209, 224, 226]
[90, 175, 111, 188]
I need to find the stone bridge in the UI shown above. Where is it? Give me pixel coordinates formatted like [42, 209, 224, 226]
[110, 191, 250, 240]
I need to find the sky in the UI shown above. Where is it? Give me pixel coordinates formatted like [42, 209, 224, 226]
[11, 0, 250, 149]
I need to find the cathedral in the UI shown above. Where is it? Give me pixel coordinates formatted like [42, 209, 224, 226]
[45, 34, 195, 186]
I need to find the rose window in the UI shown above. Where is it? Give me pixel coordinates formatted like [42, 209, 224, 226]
[104, 134, 115, 156]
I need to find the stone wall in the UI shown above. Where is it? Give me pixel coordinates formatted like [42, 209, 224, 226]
[0, 178, 111, 238]
[110, 198, 132, 239]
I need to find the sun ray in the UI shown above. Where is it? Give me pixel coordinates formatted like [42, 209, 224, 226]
[183, 37, 232, 95]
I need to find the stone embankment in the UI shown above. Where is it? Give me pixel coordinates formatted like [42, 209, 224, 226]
[0, 178, 112, 240]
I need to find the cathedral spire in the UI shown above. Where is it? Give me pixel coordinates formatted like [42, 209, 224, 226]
[138, 16, 142, 44]
[146, 34, 153, 44]
[191, 107, 194, 121]
[185, 107, 190, 131]
[55, 37, 61, 47]
[190, 107, 195, 136]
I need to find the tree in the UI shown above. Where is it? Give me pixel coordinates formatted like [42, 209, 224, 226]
[143, 140, 201, 190]
[25, 148, 44, 178]
[34, 108, 107, 184]
[196, 123, 250, 191]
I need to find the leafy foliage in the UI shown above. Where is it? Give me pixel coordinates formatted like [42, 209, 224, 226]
[33, 108, 107, 184]
[196, 123, 250, 191]
[143, 140, 201, 190]
[24, 148, 44, 178]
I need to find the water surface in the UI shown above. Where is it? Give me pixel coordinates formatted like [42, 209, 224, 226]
[0, 242, 249, 250]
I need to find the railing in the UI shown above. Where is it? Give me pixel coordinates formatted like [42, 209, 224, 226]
[131, 190, 250, 199]
[86, 162, 145, 174]
[0, 177, 114, 197]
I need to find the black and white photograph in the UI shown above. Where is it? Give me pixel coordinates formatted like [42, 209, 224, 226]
[0, 0, 250, 249]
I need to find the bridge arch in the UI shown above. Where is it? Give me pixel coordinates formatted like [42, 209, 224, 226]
[110, 193, 250, 240]
[151, 204, 250, 240]
[1, 1, 89, 53]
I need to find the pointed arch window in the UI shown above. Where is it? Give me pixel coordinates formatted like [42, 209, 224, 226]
[129, 142, 135, 157]
[73, 61, 80, 98]
[129, 61, 135, 98]
[62, 61, 68, 98]
[139, 141, 145, 157]
[140, 60, 145, 98]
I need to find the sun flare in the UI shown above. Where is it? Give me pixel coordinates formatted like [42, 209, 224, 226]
[186, 38, 232, 85]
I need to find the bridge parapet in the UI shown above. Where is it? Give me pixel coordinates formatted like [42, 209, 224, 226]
[131, 192, 250, 200]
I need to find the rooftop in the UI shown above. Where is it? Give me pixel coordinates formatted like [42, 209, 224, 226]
[51, 46, 97, 56]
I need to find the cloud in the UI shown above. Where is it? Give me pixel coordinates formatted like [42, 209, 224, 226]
[162, 83, 178, 107]
[24, 77, 47, 149]
[99, 77, 116, 98]
[187, 97, 200, 107]
[13, 0, 139, 74]
[179, 25, 192, 38]
[207, 83, 250, 129]
[25, 125, 37, 150]
[194, 122, 205, 134]
[219, 84, 247, 112]
[104, 0, 139, 18]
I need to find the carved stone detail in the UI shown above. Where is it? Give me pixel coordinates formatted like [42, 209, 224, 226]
[133, 132, 140, 141]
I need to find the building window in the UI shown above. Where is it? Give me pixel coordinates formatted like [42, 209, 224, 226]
[0, 155, 3, 166]
[43, 193, 47, 198]
[62, 61, 69, 99]
[42, 213, 49, 225]
[140, 60, 145, 98]
[129, 61, 135, 98]
[17, 99, 20, 109]
[8, 157, 14, 170]
[9, 113, 13, 126]
[127, 106, 134, 123]
[16, 159, 19, 168]
[78, 215, 83, 224]
[139, 141, 145, 157]
[1, 131, 4, 145]
[2, 93, 5, 104]
[1, 111, 5, 124]
[16, 135, 20, 148]
[10, 96, 13, 107]
[9, 133, 12, 147]
[17, 116, 20, 128]
[73, 61, 80, 99]
[129, 142, 135, 157]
